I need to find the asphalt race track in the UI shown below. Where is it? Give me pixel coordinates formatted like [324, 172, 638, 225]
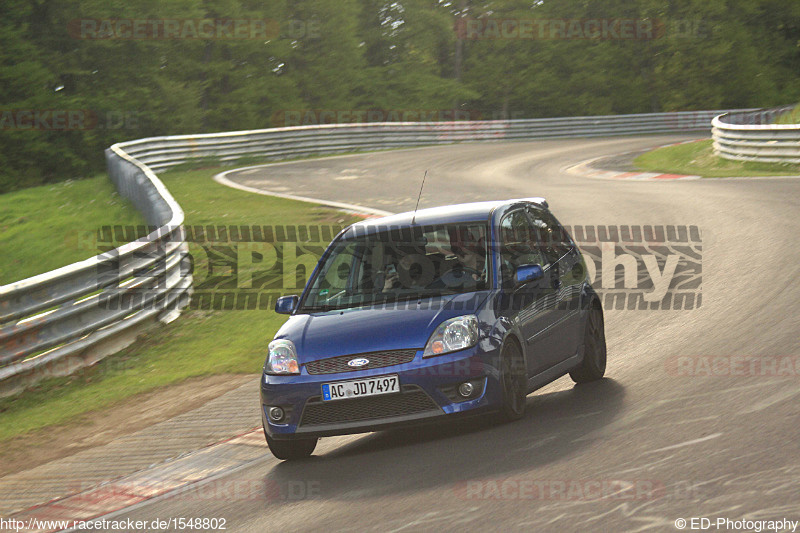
[117, 135, 800, 531]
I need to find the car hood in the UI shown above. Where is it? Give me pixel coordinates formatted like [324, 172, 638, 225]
[275, 292, 491, 362]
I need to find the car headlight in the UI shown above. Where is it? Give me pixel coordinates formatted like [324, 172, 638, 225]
[265, 339, 300, 374]
[423, 315, 479, 357]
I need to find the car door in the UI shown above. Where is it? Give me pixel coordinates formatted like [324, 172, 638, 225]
[526, 206, 584, 363]
[498, 208, 559, 376]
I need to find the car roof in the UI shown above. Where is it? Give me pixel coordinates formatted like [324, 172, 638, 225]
[347, 198, 548, 233]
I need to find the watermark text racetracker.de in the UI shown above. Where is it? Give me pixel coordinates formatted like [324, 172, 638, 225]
[68, 18, 321, 40]
[665, 355, 800, 378]
[0, 517, 228, 532]
[1, 109, 142, 131]
[82, 223, 701, 312]
[69, 18, 279, 40]
[454, 17, 710, 40]
[66, 478, 320, 503]
[270, 108, 485, 127]
[453, 477, 706, 504]
[455, 478, 663, 501]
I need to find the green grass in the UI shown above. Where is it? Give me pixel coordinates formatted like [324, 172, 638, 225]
[718, 104, 798, 125]
[0, 176, 145, 285]
[774, 103, 800, 124]
[634, 139, 800, 178]
[0, 167, 362, 442]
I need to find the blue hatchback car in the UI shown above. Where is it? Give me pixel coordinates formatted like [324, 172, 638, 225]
[261, 198, 606, 460]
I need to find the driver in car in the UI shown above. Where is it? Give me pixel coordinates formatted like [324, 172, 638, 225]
[381, 250, 431, 292]
[439, 227, 487, 289]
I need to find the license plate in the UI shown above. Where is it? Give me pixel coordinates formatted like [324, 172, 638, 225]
[321, 375, 400, 401]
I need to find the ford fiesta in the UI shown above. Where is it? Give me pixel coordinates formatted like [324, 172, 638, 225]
[261, 198, 606, 460]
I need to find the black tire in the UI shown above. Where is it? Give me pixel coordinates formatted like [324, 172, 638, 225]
[500, 340, 528, 421]
[264, 429, 317, 460]
[570, 304, 607, 384]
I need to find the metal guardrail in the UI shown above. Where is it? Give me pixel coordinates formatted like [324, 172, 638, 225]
[0, 146, 192, 396]
[0, 108, 753, 395]
[120, 110, 745, 172]
[712, 106, 800, 164]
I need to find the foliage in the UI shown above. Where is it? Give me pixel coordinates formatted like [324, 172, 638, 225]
[1, 0, 799, 191]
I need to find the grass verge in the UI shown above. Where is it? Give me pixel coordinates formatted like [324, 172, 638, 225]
[0, 167, 362, 442]
[774, 103, 800, 124]
[634, 139, 800, 178]
[0, 176, 145, 285]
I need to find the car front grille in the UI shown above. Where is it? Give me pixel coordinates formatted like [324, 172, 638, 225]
[299, 385, 441, 427]
[304, 349, 418, 375]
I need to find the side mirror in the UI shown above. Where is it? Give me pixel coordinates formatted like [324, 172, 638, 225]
[514, 264, 544, 286]
[275, 295, 299, 315]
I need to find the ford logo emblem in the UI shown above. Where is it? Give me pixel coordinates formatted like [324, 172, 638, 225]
[347, 358, 369, 367]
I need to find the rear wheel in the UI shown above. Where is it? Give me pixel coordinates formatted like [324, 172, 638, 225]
[569, 305, 607, 383]
[264, 427, 317, 460]
[500, 340, 528, 421]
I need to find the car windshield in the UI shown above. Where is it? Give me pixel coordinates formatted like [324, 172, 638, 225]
[300, 222, 490, 311]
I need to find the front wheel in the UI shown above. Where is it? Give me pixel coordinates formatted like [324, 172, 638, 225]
[500, 340, 528, 421]
[569, 305, 607, 384]
[264, 429, 317, 460]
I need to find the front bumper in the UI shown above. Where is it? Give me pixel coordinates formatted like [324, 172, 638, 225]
[261, 345, 502, 439]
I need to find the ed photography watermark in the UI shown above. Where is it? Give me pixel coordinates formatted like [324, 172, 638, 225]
[674, 517, 799, 531]
[78, 223, 701, 312]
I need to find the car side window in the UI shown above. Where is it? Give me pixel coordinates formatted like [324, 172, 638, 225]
[526, 207, 572, 265]
[500, 209, 546, 285]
